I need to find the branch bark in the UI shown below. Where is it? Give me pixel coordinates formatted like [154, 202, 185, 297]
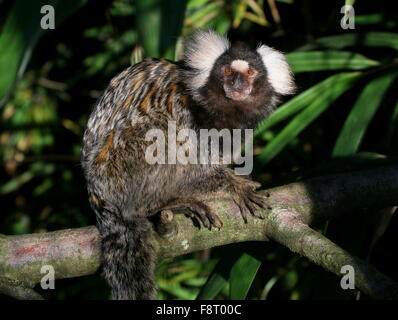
[1, 165, 398, 299]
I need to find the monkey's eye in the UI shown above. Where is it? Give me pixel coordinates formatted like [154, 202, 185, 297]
[223, 66, 233, 76]
[246, 69, 256, 77]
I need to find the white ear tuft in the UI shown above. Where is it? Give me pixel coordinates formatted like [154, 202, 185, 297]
[256, 45, 295, 95]
[184, 30, 230, 90]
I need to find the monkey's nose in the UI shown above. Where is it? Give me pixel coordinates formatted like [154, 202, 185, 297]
[231, 74, 249, 92]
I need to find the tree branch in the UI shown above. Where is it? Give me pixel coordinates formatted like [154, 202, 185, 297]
[1, 165, 398, 299]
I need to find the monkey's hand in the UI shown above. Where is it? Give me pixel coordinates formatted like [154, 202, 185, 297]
[226, 170, 270, 222]
[159, 198, 223, 230]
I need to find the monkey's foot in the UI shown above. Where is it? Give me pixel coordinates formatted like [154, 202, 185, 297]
[153, 209, 177, 237]
[229, 176, 270, 222]
[161, 199, 223, 230]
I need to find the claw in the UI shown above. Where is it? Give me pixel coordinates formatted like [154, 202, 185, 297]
[167, 200, 223, 230]
[230, 178, 269, 222]
[248, 192, 269, 209]
[207, 211, 223, 229]
[232, 193, 250, 223]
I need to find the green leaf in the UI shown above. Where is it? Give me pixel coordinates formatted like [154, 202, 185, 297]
[333, 70, 398, 156]
[287, 51, 379, 73]
[136, 0, 187, 59]
[296, 32, 398, 51]
[196, 255, 237, 300]
[0, 170, 35, 195]
[196, 270, 228, 300]
[0, 163, 55, 195]
[213, 16, 231, 35]
[160, 0, 188, 59]
[386, 97, 398, 149]
[187, 0, 211, 9]
[256, 72, 361, 167]
[355, 14, 383, 26]
[187, 2, 222, 28]
[0, 0, 86, 106]
[232, 0, 248, 28]
[135, 0, 161, 57]
[255, 72, 360, 137]
[260, 276, 279, 300]
[230, 252, 261, 300]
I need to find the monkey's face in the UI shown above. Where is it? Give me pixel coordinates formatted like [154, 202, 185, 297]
[220, 60, 259, 101]
[207, 42, 271, 104]
[183, 31, 295, 128]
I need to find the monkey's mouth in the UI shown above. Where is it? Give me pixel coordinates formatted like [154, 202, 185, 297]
[224, 87, 251, 101]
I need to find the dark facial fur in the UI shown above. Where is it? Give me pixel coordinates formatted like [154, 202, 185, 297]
[196, 42, 276, 129]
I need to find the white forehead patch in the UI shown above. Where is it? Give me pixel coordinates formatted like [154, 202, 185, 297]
[256, 45, 295, 95]
[231, 59, 249, 72]
[184, 30, 230, 90]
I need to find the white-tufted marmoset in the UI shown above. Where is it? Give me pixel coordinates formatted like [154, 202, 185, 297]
[81, 30, 295, 300]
